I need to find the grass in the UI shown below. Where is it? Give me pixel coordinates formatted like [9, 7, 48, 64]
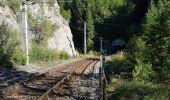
[107, 78, 170, 100]
[110, 51, 126, 61]
[29, 43, 70, 63]
[106, 51, 170, 100]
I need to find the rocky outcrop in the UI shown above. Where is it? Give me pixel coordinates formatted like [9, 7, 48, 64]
[0, 5, 21, 32]
[0, 0, 76, 56]
[28, 1, 76, 56]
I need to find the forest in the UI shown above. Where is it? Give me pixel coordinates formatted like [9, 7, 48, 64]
[59, 0, 170, 99]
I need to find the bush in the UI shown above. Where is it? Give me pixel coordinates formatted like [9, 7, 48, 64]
[12, 48, 25, 65]
[133, 61, 155, 81]
[28, 14, 56, 44]
[0, 23, 19, 68]
[6, 0, 21, 14]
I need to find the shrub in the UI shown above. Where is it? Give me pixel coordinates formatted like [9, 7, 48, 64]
[133, 61, 155, 81]
[6, 0, 21, 14]
[40, 17, 56, 42]
[28, 14, 56, 44]
[0, 23, 19, 68]
[12, 48, 25, 65]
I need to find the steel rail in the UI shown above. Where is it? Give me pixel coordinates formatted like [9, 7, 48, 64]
[39, 60, 94, 100]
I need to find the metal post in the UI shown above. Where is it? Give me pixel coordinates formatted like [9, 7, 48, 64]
[99, 67, 102, 90]
[100, 37, 102, 53]
[102, 77, 107, 100]
[22, 0, 29, 65]
[84, 22, 87, 56]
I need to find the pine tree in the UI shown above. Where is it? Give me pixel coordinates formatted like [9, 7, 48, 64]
[86, 3, 95, 50]
[143, 0, 170, 75]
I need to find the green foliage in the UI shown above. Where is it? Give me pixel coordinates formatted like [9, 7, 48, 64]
[61, 9, 71, 22]
[6, 0, 21, 14]
[40, 17, 56, 42]
[87, 50, 100, 56]
[12, 48, 25, 65]
[123, 0, 170, 82]
[107, 51, 132, 77]
[58, 0, 72, 22]
[92, 0, 111, 23]
[143, 0, 170, 77]
[28, 13, 56, 44]
[107, 79, 170, 100]
[47, 0, 53, 10]
[29, 43, 70, 63]
[111, 51, 125, 61]
[126, 36, 149, 66]
[133, 61, 155, 81]
[57, 0, 149, 52]
[86, 5, 95, 49]
[0, 23, 19, 68]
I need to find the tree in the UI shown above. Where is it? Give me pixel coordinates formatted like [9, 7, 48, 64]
[143, 0, 170, 78]
[86, 3, 95, 50]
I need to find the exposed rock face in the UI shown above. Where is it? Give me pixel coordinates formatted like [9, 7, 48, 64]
[28, 1, 76, 56]
[0, 0, 76, 56]
[0, 5, 21, 32]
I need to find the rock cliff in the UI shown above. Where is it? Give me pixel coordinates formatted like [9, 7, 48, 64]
[0, 0, 76, 56]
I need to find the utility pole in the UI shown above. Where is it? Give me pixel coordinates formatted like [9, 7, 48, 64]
[100, 37, 103, 53]
[22, 0, 29, 65]
[84, 22, 87, 56]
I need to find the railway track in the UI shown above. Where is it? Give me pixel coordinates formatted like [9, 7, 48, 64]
[46, 61, 101, 100]
[0, 58, 99, 100]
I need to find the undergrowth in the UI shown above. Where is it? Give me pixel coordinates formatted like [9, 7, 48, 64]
[29, 43, 70, 63]
[107, 79, 170, 100]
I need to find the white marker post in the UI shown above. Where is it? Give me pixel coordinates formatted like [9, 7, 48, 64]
[22, 0, 29, 65]
[84, 22, 87, 56]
